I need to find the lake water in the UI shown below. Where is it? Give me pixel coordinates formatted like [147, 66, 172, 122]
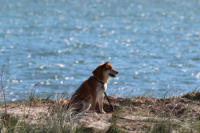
[0, 0, 200, 101]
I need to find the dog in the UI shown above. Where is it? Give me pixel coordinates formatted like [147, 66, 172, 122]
[68, 62, 118, 113]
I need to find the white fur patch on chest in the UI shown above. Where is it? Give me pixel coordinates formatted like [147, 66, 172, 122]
[96, 83, 107, 99]
[96, 83, 107, 92]
[104, 83, 107, 91]
[96, 83, 106, 102]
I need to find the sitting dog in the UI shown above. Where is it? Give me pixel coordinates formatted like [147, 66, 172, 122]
[68, 62, 118, 113]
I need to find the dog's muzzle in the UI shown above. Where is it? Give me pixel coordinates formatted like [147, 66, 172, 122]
[109, 70, 118, 77]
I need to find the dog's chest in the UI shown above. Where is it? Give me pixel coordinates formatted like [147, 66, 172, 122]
[96, 83, 107, 94]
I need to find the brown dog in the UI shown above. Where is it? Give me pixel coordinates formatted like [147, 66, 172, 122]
[68, 62, 118, 113]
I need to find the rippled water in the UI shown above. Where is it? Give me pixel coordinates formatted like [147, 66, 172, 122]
[0, 0, 200, 101]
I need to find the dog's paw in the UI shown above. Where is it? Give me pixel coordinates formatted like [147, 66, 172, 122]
[100, 110, 106, 114]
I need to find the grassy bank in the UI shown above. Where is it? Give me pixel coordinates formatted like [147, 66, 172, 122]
[0, 91, 200, 133]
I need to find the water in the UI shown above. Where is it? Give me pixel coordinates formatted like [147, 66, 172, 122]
[0, 0, 200, 101]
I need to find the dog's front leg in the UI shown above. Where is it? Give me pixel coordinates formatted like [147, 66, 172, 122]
[98, 94, 106, 114]
[90, 95, 97, 111]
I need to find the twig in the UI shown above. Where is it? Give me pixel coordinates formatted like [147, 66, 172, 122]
[1, 65, 7, 114]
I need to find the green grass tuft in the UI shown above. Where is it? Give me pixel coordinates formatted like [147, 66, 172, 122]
[191, 120, 200, 132]
[182, 91, 200, 101]
[106, 107, 125, 133]
[148, 119, 181, 133]
[150, 120, 172, 133]
[0, 113, 19, 133]
[106, 124, 124, 133]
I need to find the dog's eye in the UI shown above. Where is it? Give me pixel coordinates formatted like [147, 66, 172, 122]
[104, 67, 110, 70]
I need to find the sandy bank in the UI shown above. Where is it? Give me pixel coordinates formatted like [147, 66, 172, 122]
[0, 92, 200, 133]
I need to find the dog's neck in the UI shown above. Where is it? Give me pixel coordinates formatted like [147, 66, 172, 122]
[93, 76, 107, 91]
[93, 76, 105, 85]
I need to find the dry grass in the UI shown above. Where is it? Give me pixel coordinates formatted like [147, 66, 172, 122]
[0, 95, 91, 133]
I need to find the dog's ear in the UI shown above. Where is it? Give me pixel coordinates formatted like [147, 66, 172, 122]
[103, 61, 111, 69]
[103, 61, 109, 66]
[104, 61, 109, 64]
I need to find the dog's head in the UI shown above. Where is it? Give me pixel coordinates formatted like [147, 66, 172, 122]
[92, 62, 118, 82]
